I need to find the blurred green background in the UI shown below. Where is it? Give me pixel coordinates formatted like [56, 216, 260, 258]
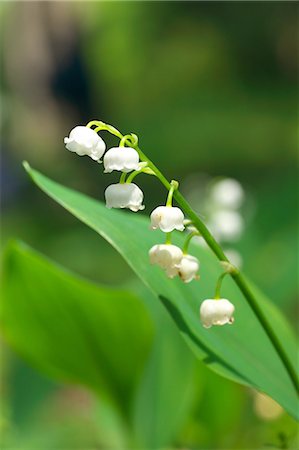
[1, 1, 298, 449]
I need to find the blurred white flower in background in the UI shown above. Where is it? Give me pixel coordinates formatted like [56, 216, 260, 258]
[206, 178, 245, 245]
[182, 175, 248, 268]
[209, 178, 245, 209]
[208, 210, 244, 242]
[224, 248, 243, 269]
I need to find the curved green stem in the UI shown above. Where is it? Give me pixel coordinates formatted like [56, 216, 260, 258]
[134, 149, 299, 395]
[119, 172, 127, 184]
[165, 232, 172, 245]
[119, 134, 132, 147]
[183, 231, 199, 254]
[214, 272, 228, 299]
[96, 121, 299, 395]
[166, 180, 178, 207]
[126, 171, 139, 184]
[126, 163, 149, 184]
[86, 121, 123, 139]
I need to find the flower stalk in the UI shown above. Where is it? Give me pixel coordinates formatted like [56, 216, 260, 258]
[151, 153, 299, 393]
[165, 232, 172, 245]
[183, 231, 199, 255]
[166, 180, 179, 207]
[104, 125, 298, 395]
[75, 120, 298, 394]
[119, 172, 127, 184]
[214, 272, 228, 299]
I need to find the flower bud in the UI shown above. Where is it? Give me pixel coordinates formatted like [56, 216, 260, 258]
[150, 206, 185, 233]
[149, 244, 183, 278]
[105, 183, 145, 212]
[178, 255, 200, 283]
[200, 298, 235, 328]
[64, 126, 106, 161]
[103, 147, 140, 173]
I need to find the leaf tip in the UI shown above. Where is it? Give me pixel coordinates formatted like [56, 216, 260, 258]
[22, 160, 31, 173]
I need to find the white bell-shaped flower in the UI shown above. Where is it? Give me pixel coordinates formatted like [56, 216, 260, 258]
[149, 244, 183, 278]
[150, 206, 185, 232]
[64, 126, 106, 161]
[200, 298, 235, 328]
[103, 147, 140, 173]
[105, 183, 144, 212]
[178, 255, 200, 283]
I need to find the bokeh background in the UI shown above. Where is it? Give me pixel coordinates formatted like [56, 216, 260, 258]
[1, 1, 298, 449]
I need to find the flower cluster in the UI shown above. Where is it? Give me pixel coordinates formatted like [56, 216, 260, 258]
[186, 176, 245, 268]
[64, 125, 145, 212]
[64, 122, 235, 329]
[148, 187, 200, 283]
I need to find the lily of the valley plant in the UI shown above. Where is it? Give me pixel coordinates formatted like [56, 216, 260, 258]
[64, 121, 298, 393]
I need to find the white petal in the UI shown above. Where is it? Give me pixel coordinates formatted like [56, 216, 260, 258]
[149, 244, 183, 273]
[64, 126, 106, 160]
[105, 183, 144, 212]
[150, 206, 185, 232]
[103, 147, 139, 173]
[200, 298, 235, 328]
[178, 255, 200, 283]
[165, 265, 180, 278]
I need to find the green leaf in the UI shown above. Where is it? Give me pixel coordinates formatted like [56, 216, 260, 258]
[131, 283, 200, 449]
[22, 163, 298, 419]
[133, 321, 197, 448]
[1, 240, 153, 414]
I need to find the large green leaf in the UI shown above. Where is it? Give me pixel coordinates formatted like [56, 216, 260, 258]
[131, 283, 200, 449]
[1, 241, 153, 415]
[23, 164, 298, 419]
[1, 242, 203, 449]
[133, 319, 197, 448]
